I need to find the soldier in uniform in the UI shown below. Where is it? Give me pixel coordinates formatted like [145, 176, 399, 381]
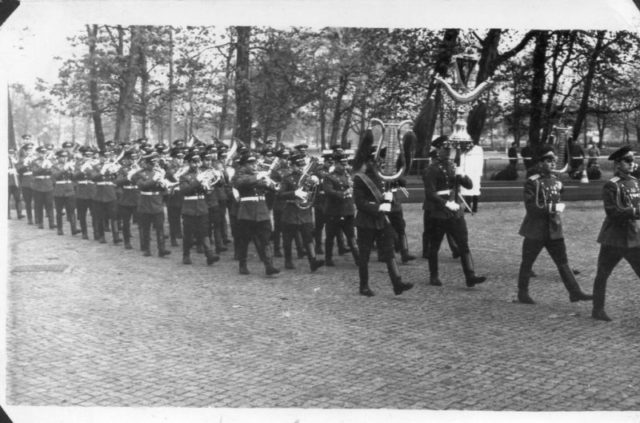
[114, 150, 140, 249]
[16, 140, 35, 224]
[88, 148, 121, 244]
[352, 130, 413, 297]
[591, 146, 640, 321]
[165, 147, 185, 247]
[130, 152, 172, 257]
[74, 147, 98, 239]
[278, 152, 325, 272]
[313, 150, 333, 255]
[30, 145, 56, 229]
[178, 153, 220, 266]
[231, 152, 280, 276]
[270, 147, 291, 257]
[422, 136, 486, 287]
[323, 149, 359, 267]
[516, 145, 592, 304]
[51, 150, 79, 235]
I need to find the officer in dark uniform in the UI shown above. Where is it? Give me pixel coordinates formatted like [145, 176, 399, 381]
[516, 145, 592, 304]
[591, 146, 640, 321]
[352, 130, 413, 297]
[278, 152, 325, 272]
[130, 152, 171, 257]
[88, 148, 121, 244]
[165, 147, 185, 247]
[270, 147, 291, 257]
[210, 150, 229, 254]
[313, 149, 333, 255]
[178, 153, 220, 266]
[114, 150, 140, 249]
[422, 136, 486, 287]
[30, 145, 56, 229]
[231, 152, 280, 276]
[51, 150, 79, 235]
[323, 149, 359, 266]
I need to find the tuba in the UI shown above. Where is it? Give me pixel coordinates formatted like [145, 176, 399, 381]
[295, 156, 320, 210]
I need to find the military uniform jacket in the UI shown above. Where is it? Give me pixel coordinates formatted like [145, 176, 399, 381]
[422, 159, 472, 219]
[51, 164, 75, 197]
[597, 173, 640, 248]
[390, 178, 407, 213]
[271, 166, 290, 212]
[278, 170, 313, 225]
[323, 169, 355, 217]
[353, 167, 388, 230]
[17, 159, 34, 189]
[232, 165, 271, 222]
[114, 167, 139, 207]
[130, 169, 166, 214]
[179, 170, 208, 216]
[164, 162, 183, 208]
[73, 162, 96, 200]
[518, 173, 564, 240]
[313, 164, 330, 211]
[88, 163, 118, 203]
[31, 158, 55, 192]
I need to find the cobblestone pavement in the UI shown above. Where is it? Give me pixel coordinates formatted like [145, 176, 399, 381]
[4, 202, 640, 410]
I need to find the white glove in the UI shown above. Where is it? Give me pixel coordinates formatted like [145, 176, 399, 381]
[550, 202, 565, 213]
[232, 188, 240, 201]
[383, 192, 394, 202]
[455, 166, 464, 176]
[378, 203, 391, 213]
[445, 201, 460, 212]
[309, 175, 320, 184]
[256, 171, 268, 180]
[295, 188, 308, 200]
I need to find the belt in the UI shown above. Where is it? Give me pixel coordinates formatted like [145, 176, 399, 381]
[140, 191, 162, 196]
[122, 186, 137, 190]
[240, 196, 265, 202]
[184, 195, 205, 200]
[96, 181, 115, 186]
[55, 180, 72, 184]
[22, 171, 33, 176]
[34, 175, 50, 179]
[77, 180, 94, 185]
[437, 189, 451, 196]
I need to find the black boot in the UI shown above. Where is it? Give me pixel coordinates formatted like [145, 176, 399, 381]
[307, 243, 325, 272]
[205, 247, 220, 265]
[239, 260, 250, 275]
[111, 221, 121, 244]
[70, 214, 80, 235]
[461, 252, 486, 287]
[157, 229, 171, 257]
[337, 232, 350, 255]
[422, 232, 430, 259]
[325, 238, 335, 266]
[48, 214, 56, 230]
[359, 265, 374, 297]
[559, 264, 592, 302]
[284, 241, 295, 269]
[183, 254, 192, 265]
[56, 213, 64, 235]
[263, 242, 280, 276]
[349, 238, 360, 267]
[447, 233, 460, 259]
[400, 234, 416, 263]
[428, 252, 441, 285]
[517, 263, 535, 304]
[388, 258, 413, 295]
[591, 269, 611, 321]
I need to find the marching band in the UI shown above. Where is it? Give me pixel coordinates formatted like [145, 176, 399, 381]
[8, 133, 640, 322]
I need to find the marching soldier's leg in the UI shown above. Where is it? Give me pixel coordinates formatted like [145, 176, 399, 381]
[303, 222, 324, 272]
[592, 246, 623, 321]
[199, 214, 219, 265]
[357, 227, 374, 297]
[295, 230, 305, 259]
[451, 218, 486, 287]
[447, 232, 460, 259]
[257, 221, 279, 275]
[155, 212, 171, 257]
[45, 192, 55, 229]
[324, 217, 337, 266]
[139, 213, 151, 256]
[381, 225, 413, 295]
[337, 230, 350, 255]
[182, 215, 193, 264]
[272, 208, 283, 257]
[109, 201, 121, 244]
[94, 201, 106, 242]
[343, 216, 359, 265]
[33, 191, 44, 228]
[211, 207, 226, 253]
[67, 198, 79, 235]
[314, 207, 325, 255]
[422, 210, 431, 259]
[77, 199, 88, 239]
[282, 225, 295, 270]
[427, 223, 447, 286]
[236, 221, 251, 275]
[517, 238, 545, 304]
[22, 187, 33, 224]
[54, 197, 64, 235]
[546, 239, 591, 302]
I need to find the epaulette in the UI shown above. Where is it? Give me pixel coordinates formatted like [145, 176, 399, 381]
[528, 174, 540, 181]
[610, 176, 620, 183]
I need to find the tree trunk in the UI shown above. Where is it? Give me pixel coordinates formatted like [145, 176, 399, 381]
[168, 27, 175, 143]
[415, 29, 459, 156]
[114, 26, 142, 144]
[329, 74, 349, 146]
[528, 30, 549, 148]
[87, 24, 106, 151]
[234, 26, 252, 144]
[139, 39, 149, 140]
[319, 98, 326, 151]
[218, 38, 235, 141]
[572, 31, 605, 141]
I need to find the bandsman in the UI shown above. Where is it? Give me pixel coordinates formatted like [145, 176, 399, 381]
[51, 150, 79, 235]
[30, 145, 56, 230]
[114, 150, 140, 249]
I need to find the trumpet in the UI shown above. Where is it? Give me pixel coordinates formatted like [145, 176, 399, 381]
[197, 168, 223, 190]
